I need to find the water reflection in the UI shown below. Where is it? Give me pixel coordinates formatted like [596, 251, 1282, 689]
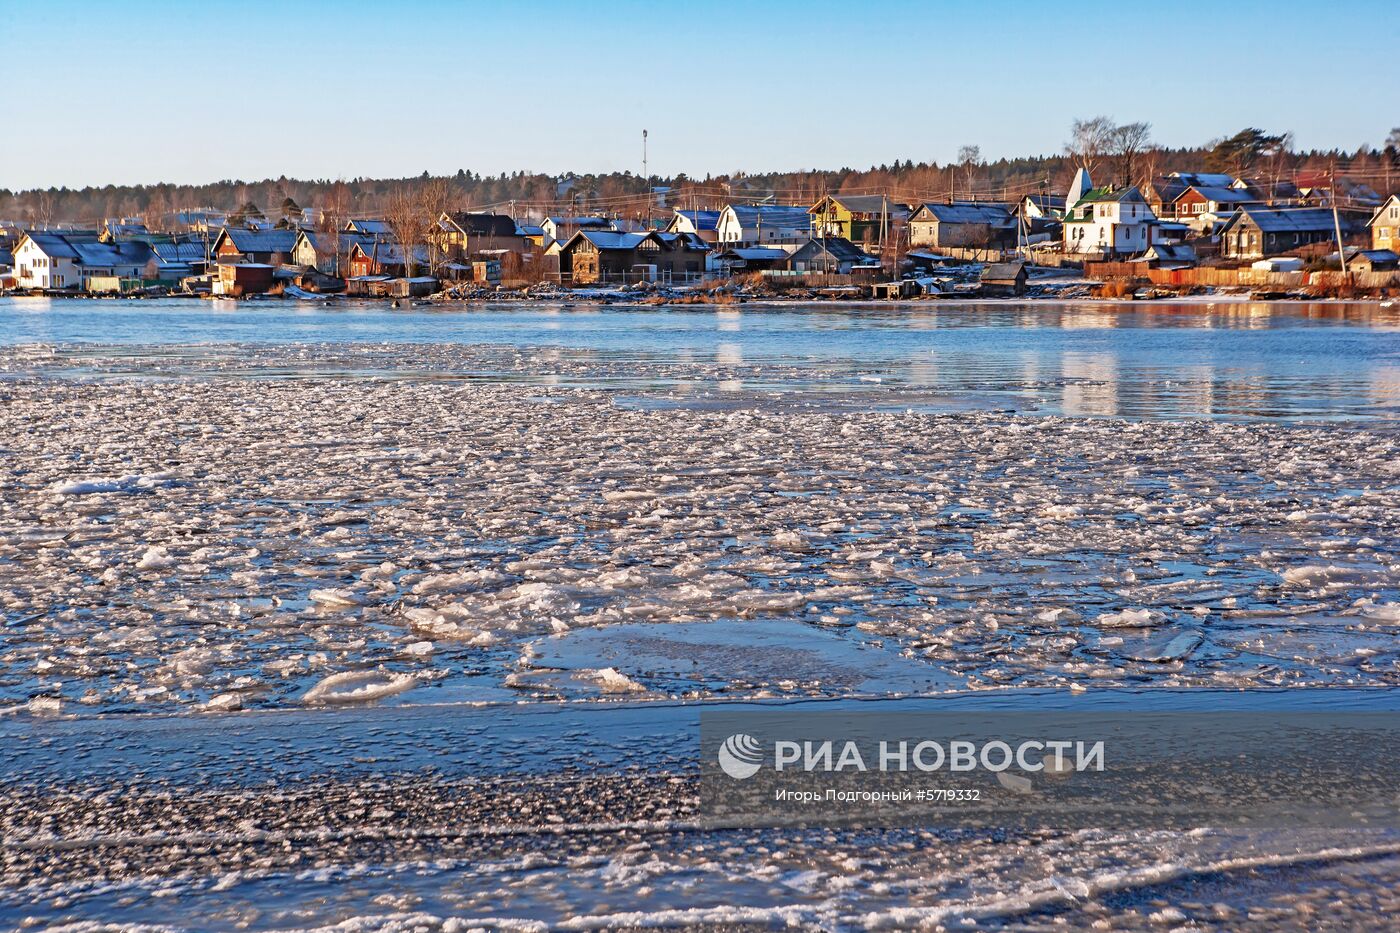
[1060, 351, 1119, 416]
[3, 298, 1398, 422]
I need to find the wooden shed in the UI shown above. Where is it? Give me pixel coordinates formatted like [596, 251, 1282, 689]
[979, 261, 1028, 297]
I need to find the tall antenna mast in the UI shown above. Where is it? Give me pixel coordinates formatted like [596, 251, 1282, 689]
[642, 129, 650, 228]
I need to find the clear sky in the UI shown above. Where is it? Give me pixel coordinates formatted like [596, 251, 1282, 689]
[1, 0, 1395, 191]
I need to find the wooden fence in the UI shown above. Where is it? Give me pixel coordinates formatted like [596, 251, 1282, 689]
[932, 246, 1081, 268]
[1083, 264, 1400, 290]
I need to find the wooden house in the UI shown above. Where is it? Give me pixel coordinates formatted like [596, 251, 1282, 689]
[908, 202, 1016, 249]
[1219, 206, 1361, 260]
[714, 204, 811, 247]
[808, 195, 909, 246]
[348, 241, 431, 277]
[345, 218, 393, 237]
[541, 216, 614, 245]
[666, 210, 722, 244]
[558, 230, 707, 284]
[211, 227, 298, 264]
[780, 237, 872, 274]
[1369, 195, 1400, 251]
[434, 212, 523, 259]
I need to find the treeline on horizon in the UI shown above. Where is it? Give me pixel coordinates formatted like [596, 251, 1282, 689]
[5, 123, 1400, 227]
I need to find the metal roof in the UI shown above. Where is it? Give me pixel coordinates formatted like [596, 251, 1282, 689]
[572, 230, 650, 250]
[217, 227, 298, 253]
[1226, 206, 1349, 233]
[722, 247, 789, 260]
[441, 212, 519, 237]
[726, 205, 811, 230]
[673, 210, 722, 230]
[820, 195, 911, 217]
[345, 219, 392, 235]
[1179, 185, 1252, 203]
[917, 202, 1015, 227]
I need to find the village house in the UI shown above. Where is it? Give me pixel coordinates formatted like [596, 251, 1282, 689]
[292, 230, 382, 276]
[146, 238, 210, 280]
[1062, 186, 1156, 259]
[1168, 184, 1257, 232]
[345, 218, 393, 237]
[907, 202, 1017, 249]
[779, 236, 872, 274]
[434, 212, 523, 259]
[665, 210, 722, 244]
[100, 219, 150, 242]
[557, 230, 706, 284]
[1218, 206, 1358, 260]
[12, 231, 152, 290]
[210, 227, 298, 264]
[808, 195, 909, 246]
[348, 241, 432, 278]
[716, 246, 789, 275]
[517, 223, 547, 247]
[714, 204, 812, 247]
[1016, 193, 1066, 223]
[1369, 195, 1400, 250]
[541, 216, 614, 245]
[1142, 172, 1239, 218]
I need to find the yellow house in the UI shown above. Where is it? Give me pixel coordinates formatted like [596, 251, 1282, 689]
[808, 195, 910, 246]
[1370, 195, 1400, 250]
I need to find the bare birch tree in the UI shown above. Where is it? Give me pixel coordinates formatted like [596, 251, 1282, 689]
[1109, 121, 1153, 188]
[1066, 117, 1116, 175]
[385, 187, 424, 278]
[317, 180, 351, 276]
[957, 145, 981, 199]
[416, 177, 454, 272]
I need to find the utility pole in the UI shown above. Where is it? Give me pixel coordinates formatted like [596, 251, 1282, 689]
[1330, 158, 1349, 275]
[642, 129, 650, 229]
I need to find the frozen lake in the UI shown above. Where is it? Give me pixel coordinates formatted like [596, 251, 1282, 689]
[3, 296, 1400, 420]
[2, 297, 1399, 929]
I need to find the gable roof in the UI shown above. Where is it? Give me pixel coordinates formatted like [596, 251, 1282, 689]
[1222, 205, 1348, 234]
[18, 231, 152, 267]
[981, 261, 1026, 282]
[440, 212, 519, 237]
[345, 218, 392, 235]
[1175, 185, 1254, 204]
[1169, 171, 1238, 188]
[1022, 193, 1066, 212]
[725, 204, 812, 231]
[214, 227, 298, 254]
[670, 210, 722, 231]
[562, 230, 656, 252]
[653, 231, 709, 251]
[915, 202, 1015, 227]
[817, 195, 911, 217]
[788, 236, 870, 264]
[1369, 194, 1400, 226]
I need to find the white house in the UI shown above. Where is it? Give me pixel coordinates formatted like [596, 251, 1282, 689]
[13, 231, 151, 289]
[715, 204, 811, 247]
[1062, 186, 1156, 258]
[13, 232, 82, 289]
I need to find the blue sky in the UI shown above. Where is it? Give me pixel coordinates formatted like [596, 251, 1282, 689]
[1, 0, 1395, 190]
